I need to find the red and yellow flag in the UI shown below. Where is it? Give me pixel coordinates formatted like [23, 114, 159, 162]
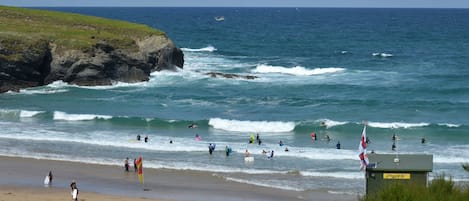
[136, 157, 144, 184]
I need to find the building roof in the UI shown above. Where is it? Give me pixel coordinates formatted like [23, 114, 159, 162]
[367, 154, 433, 172]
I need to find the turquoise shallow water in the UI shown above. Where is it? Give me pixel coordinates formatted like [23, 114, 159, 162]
[0, 7, 468, 193]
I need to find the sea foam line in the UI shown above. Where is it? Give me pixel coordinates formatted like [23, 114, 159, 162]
[208, 118, 296, 133]
[53, 111, 112, 121]
[367, 121, 429, 129]
[252, 64, 345, 76]
[181, 45, 217, 52]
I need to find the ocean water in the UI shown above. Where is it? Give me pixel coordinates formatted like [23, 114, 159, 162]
[1, 7, 469, 194]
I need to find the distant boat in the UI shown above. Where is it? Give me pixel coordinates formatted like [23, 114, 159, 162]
[214, 16, 225, 21]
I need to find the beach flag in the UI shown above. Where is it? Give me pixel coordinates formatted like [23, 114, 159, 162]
[358, 124, 369, 170]
[136, 156, 144, 185]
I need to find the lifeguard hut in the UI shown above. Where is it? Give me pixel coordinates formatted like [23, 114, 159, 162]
[366, 154, 433, 196]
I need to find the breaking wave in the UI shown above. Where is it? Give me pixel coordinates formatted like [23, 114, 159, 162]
[252, 64, 345, 76]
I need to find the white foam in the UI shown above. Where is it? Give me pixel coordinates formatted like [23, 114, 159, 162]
[367, 121, 429, 129]
[18, 88, 68, 94]
[252, 64, 345, 76]
[319, 119, 348, 128]
[300, 171, 364, 179]
[224, 177, 303, 191]
[19, 110, 44, 118]
[181, 45, 217, 52]
[53, 111, 112, 121]
[208, 118, 296, 133]
[372, 52, 393, 57]
[438, 123, 461, 128]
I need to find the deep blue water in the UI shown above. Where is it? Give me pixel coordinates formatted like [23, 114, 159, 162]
[1, 7, 468, 193]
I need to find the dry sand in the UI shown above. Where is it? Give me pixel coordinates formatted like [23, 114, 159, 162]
[0, 156, 357, 201]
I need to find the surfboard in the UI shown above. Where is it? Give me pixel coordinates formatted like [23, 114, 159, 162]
[72, 189, 78, 200]
[43, 176, 50, 185]
[244, 156, 254, 162]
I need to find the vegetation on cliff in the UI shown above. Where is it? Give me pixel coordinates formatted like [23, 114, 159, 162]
[0, 6, 183, 93]
[0, 6, 164, 56]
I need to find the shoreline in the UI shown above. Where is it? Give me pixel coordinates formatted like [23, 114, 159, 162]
[0, 156, 356, 201]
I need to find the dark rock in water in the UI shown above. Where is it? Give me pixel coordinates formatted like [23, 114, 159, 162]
[205, 72, 259, 80]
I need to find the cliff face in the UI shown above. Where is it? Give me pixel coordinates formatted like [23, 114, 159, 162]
[0, 6, 184, 93]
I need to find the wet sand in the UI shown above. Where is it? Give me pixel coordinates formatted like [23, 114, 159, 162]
[0, 156, 357, 201]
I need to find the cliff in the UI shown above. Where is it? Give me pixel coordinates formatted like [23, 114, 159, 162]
[0, 6, 184, 93]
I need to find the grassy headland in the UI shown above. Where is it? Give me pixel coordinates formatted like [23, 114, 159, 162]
[0, 6, 165, 58]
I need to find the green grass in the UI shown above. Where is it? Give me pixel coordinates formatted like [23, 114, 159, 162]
[0, 6, 165, 55]
[362, 176, 469, 201]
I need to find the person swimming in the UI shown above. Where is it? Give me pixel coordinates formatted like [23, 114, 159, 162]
[284, 147, 289, 152]
[244, 149, 250, 157]
[279, 140, 284, 146]
[268, 150, 274, 158]
[421, 137, 426, 144]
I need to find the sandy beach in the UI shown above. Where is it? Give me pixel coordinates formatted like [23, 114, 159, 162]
[0, 156, 356, 201]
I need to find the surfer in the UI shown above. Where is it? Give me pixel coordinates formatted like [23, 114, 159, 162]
[421, 137, 426, 144]
[133, 158, 137, 172]
[44, 171, 53, 186]
[170, 140, 173, 144]
[244, 149, 250, 157]
[279, 140, 284, 146]
[70, 180, 78, 201]
[208, 143, 216, 155]
[137, 134, 141, 141]
[285, 147, 289, 152]
[311, 132, 316, 141]
[195, 134, 202, 141]
[324, 134, 331, 142]
[366, 137, 371, 144]
[336, 141, 341, 149]
[392, 142, 396, 151]
[124, 158, 129, 172]
[188, 123, 198, 128]
[256, 133, 260, 141]
[249, 134, 255, 144]
[225, 146, 232, 156]
[320, 121, 326, 127]
[262, 149, 268, 154]
[392, 134, 397, 141]
[268, 150, 274, 158]
[144, 135, 149, 143]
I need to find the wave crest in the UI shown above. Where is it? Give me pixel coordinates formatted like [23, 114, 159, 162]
[208, 118, 295, 133]
[181, 45, 217, 52]
[252, 64, 345, 76]
[53, 111, 112, 121]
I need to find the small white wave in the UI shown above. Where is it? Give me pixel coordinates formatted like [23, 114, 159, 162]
[319, 119, 348, 128]
[208, 118, 296, 133]
[252, 64, 345, 76]
[367, 122, 429, 129]
[53, 111, 112, 121]
[224, 177, 303, 191]
[18, 88, 68, 94]
[300, 171, 364, 179]
[372, 52, 393, 57]
[181, 45, 217, 52]
[437, 123, 461, 128]
[19, 110, 44, 118]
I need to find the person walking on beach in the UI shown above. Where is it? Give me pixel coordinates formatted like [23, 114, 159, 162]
[124, 157, 130, 172]
[70, 180, 78, 201]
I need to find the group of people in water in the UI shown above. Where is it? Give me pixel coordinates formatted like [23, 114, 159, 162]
[136, 134, 149, 143]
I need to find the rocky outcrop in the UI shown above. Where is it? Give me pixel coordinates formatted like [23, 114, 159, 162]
[0, 35, 183, 92]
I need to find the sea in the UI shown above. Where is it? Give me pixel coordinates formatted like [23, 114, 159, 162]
[1, 7, 469, 195]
